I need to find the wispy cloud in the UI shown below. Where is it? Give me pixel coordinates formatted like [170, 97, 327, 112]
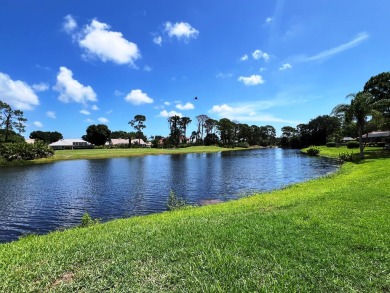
[301, 32, 369, 62]
[46, 111, 56, 119]
[209, 99, 303, 125]
[279, 63, 292, 71]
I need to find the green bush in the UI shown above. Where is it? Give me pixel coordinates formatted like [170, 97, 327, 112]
[235, 142, 250, 148]
[306, 146, 320, 156]
[80, 213, 99, 227]
[346, 141, 359, 149]
[326, 142, 337, 147]
[0, 141, 54, 161]
[167, 190, 187, 211]
[338, 152, 356, 162]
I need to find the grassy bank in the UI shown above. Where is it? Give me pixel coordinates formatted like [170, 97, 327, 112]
[0, 148, 389, 291]
[0, 146, 247, 166]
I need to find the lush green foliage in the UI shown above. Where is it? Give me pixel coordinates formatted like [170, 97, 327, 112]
[0, 101, 27, 143]
[29, 131, 63, 144]
[80, 213, 100, 228]
[0, 141, 54, 161]
[338, 151, 356, 162]
[166, 190, 188, 211]
[347, 141, 360, 149]
[82, 124, 111, 146]
[306, 145, 320, 156]
[0, 151, 388, 291]
[326, 141, 337, 147]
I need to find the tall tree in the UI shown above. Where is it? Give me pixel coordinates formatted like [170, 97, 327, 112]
[217, 118, 235, 145]
[364, 72, 390, 118]
[30, 131, 63, 143]
[129, 115, 146, 145]
[196, 114, 209, 145]
[0, 101, 27, 143]
[331, 92, 376, 159]
[168, 115, 181, 147]
[82, 124, 111, 146]
[179, 117, 192, 140]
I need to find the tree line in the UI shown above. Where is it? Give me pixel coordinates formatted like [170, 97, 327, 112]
[1, 72, 389, 159]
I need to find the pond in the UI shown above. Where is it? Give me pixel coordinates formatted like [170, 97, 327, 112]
[0, 148, 339, 243]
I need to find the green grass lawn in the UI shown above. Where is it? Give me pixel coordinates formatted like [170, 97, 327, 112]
[0, 147, 389, 292]
[0, 146, 246, 166]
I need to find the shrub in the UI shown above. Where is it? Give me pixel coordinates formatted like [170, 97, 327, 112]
[167, 190, 187, 211]
[326, 142, 337, 147]
[338, 152, 356, 162]
[0, 141, 54, 161]
[80, 213, 99, 227]
[346, 141, 359, 149]
[235, 142, 250, 148]
[306, 146, 320, 156]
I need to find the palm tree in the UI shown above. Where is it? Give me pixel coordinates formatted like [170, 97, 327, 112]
[129, 115, 146, 145]
[331, 92, 376, 159]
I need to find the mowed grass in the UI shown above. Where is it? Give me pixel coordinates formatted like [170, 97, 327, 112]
[0, 147, 389, 292]
[2, 146, 243, 166]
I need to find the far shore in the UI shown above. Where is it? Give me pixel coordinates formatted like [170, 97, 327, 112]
[0, 145, 256, 167]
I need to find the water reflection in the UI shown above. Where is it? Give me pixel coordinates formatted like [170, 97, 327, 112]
[0, 148, 339, 243]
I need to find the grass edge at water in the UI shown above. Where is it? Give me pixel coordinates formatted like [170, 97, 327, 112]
[0, 147, 388, 292]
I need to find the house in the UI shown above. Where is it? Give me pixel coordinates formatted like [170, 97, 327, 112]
[107, 138, 129, 146]
[25, 138, 36, 144]
[49, 139, 94, 150]
[362, 131, 390, 144]
[130, 138, 147, 147]
[340, 137, 356, 145]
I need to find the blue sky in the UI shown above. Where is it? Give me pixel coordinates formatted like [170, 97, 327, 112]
[1, 0, 389, 139]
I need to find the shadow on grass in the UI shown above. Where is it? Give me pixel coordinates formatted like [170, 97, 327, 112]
[352, 149, 390, 164]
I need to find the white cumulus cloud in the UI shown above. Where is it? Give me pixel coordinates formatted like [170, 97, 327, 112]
[164, 21, 199, 41]
[252, 49, 270, 61]
[78, 19, 141, 66]
[176, 102, 194, 110]
[124, 89, 154, 105]
[0, 72, 39, 110]
[159, 110, 182, 118]
[238, 75, 265, 86]
[279, 63, 292, 70]
[91, 105, 99, 110]
[53, 66, 97, 104]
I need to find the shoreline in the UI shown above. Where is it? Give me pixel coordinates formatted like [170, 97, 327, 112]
[0, 145, 255, 167]
[0, 146, 389, 291]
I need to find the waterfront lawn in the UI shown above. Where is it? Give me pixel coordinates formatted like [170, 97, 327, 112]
[0, 150, 389, 291]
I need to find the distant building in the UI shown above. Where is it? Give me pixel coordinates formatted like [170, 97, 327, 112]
[25, 138, 36, 144]
[341, 137, 356, 143]
[130, 138, 147, 147]
[107, 138, 130, 146]
[49, 139, 94, 150]
[362, 131, 390, 144]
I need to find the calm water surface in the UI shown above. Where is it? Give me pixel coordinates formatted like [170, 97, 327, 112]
[0, 148, 339, 243]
